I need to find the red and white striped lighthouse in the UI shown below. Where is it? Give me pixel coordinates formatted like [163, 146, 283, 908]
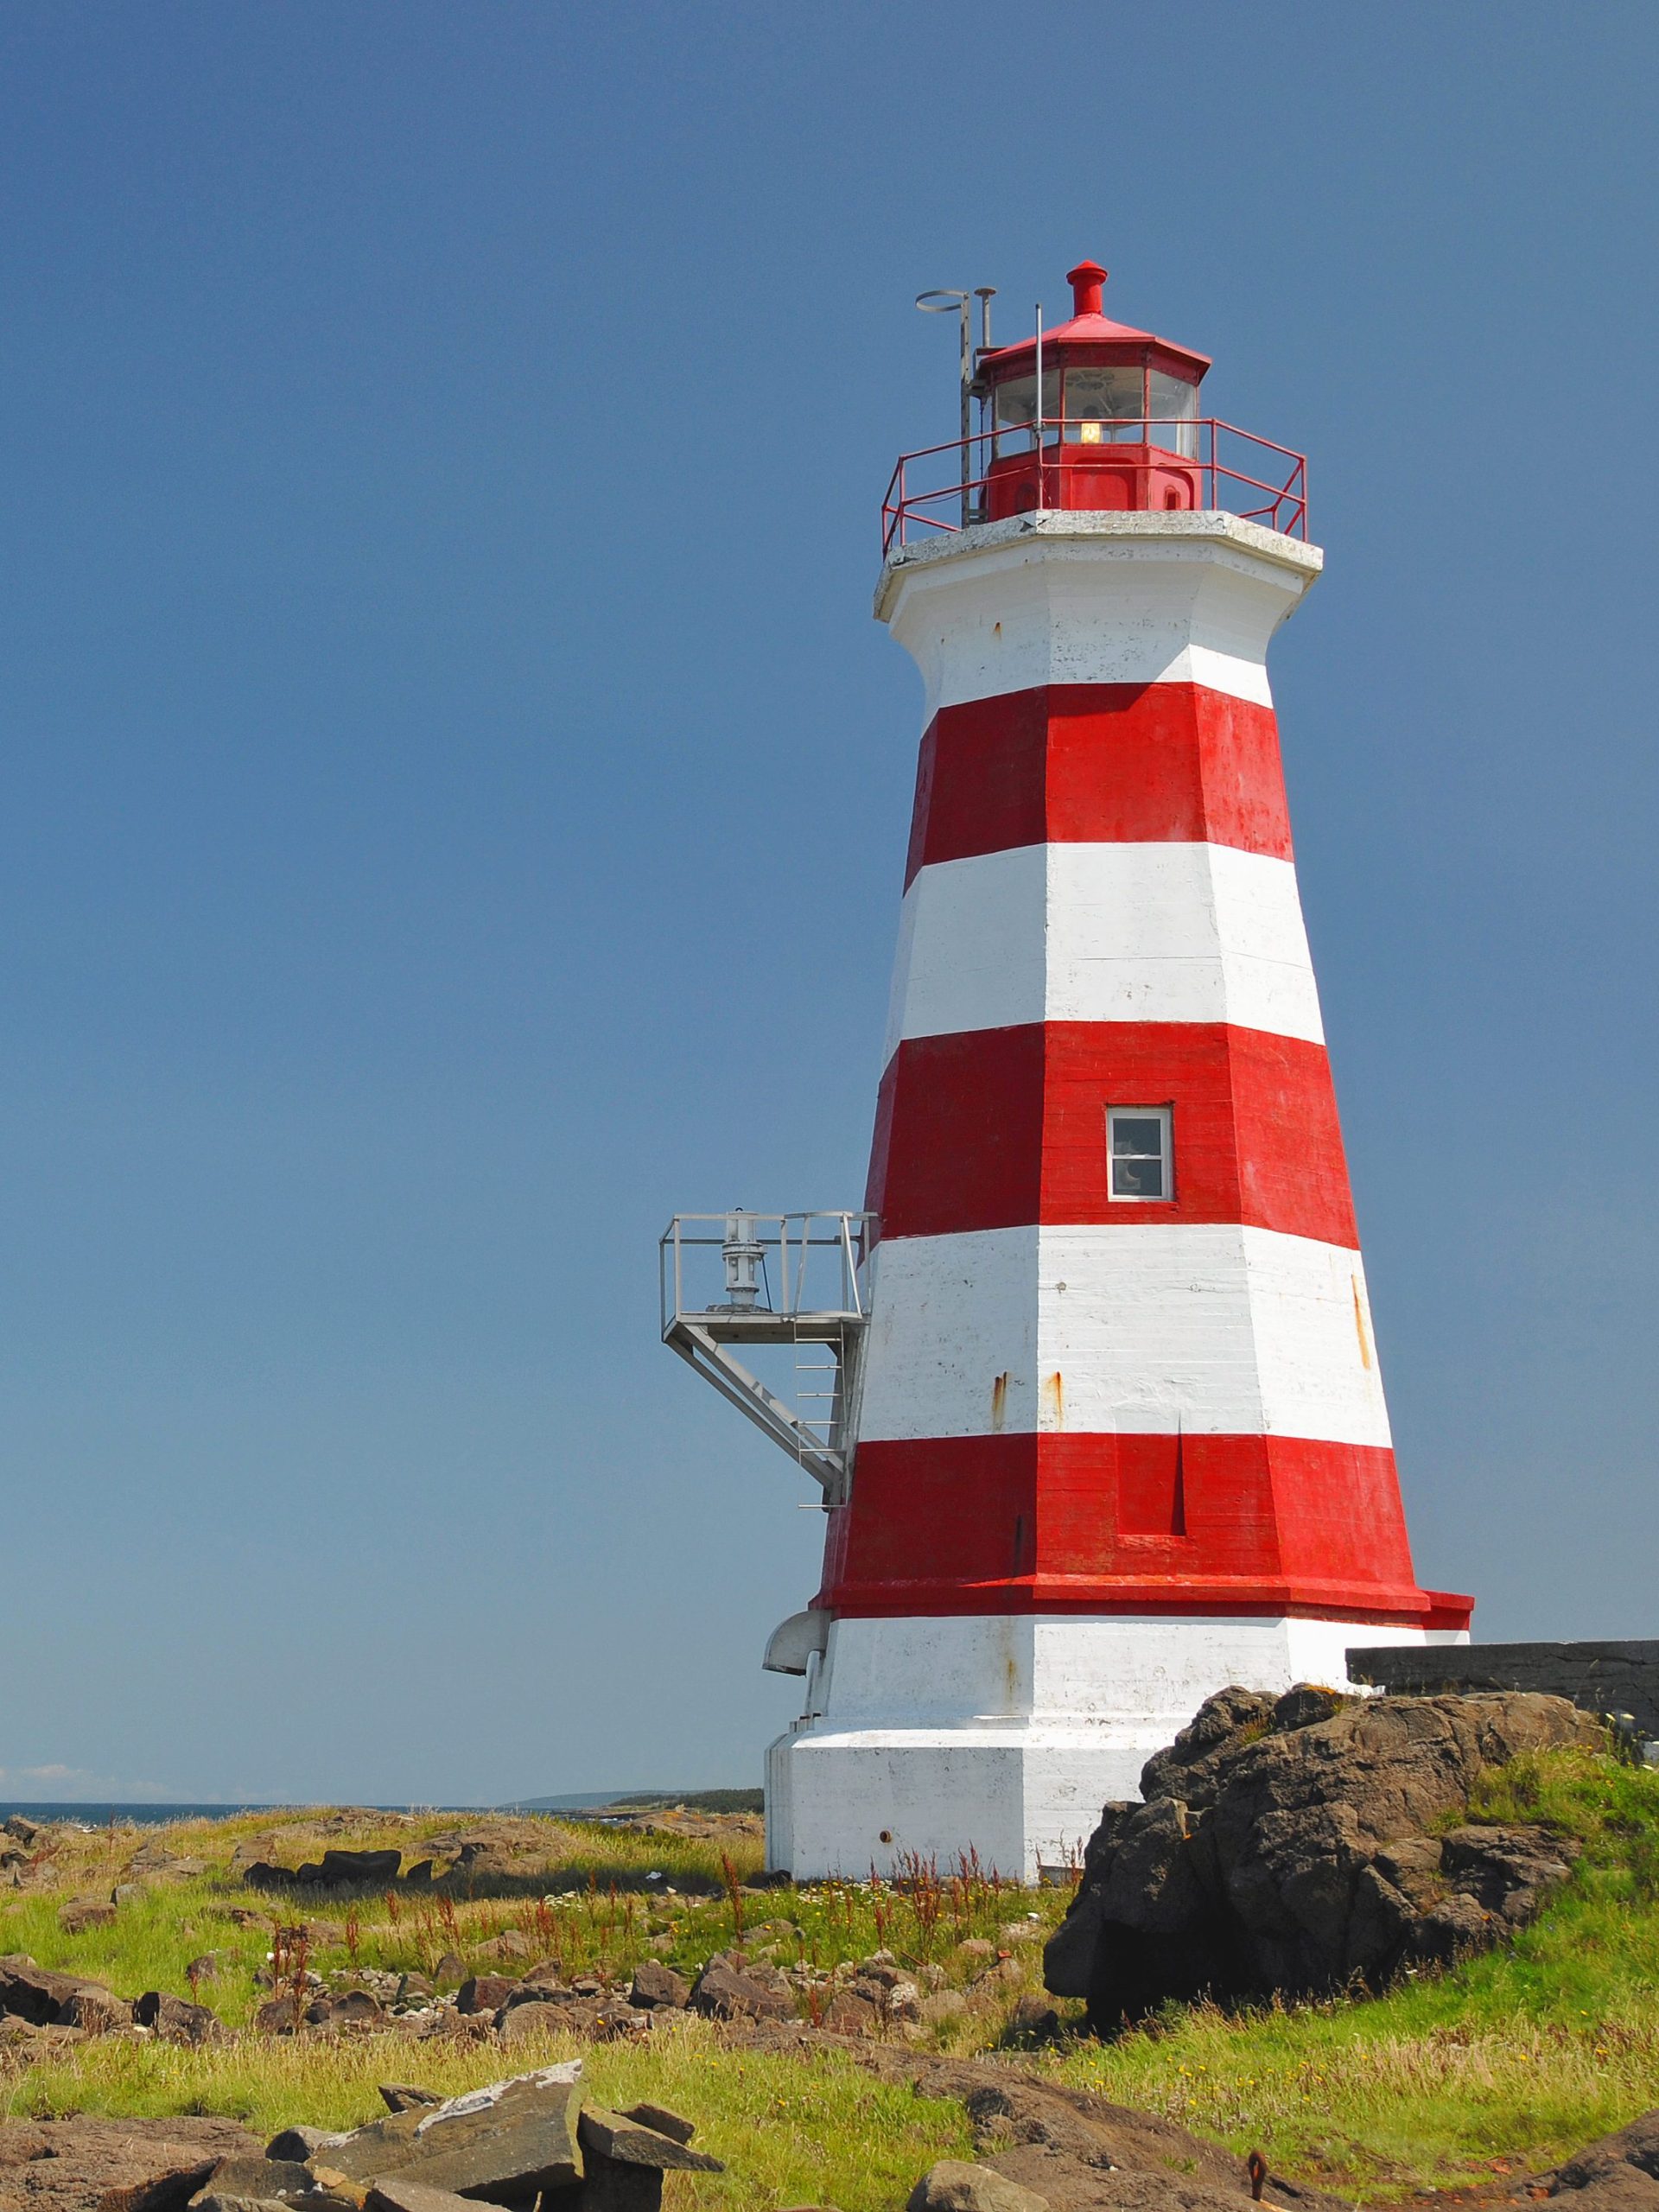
[760, 260, 1472, 1879]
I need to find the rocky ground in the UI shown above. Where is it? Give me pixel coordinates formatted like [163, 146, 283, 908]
[2, 2048, 1656, 2212]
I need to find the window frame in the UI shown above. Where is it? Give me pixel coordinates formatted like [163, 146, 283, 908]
[1106, 1104, 1174, 1204]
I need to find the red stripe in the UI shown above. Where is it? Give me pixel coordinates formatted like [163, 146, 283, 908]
[816, 1433, 1467, 1625]
[868, 1023, 1357, 1247]
[904, 683, 1293, 888]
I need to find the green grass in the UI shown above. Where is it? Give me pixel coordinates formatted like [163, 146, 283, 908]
[0, 1810, 1060, 2019]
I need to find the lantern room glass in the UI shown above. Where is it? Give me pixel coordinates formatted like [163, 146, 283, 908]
[1062, 366, 1145, 442]
[995, 365, 1202, 457]
[1148, 371, 1200, 457]
[994, 371, 1061, 448]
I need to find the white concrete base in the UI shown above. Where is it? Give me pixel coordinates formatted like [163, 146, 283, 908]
[766, 1611, 1468, 1881]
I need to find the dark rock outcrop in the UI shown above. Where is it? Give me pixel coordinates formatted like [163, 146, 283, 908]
[1548, 2110, 1659, 2211]
[1046, 1686, 1599, 2028]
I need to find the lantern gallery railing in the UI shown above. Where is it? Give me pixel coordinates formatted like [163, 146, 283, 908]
[658, 1211, 877, 1500]
[880, 417, 1308, 551]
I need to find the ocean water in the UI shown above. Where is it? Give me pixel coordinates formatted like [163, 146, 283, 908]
[0, 1802, 484, 1827]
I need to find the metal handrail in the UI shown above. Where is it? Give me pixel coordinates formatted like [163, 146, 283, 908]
[880, 416, 1308, 553]
[659, 1211, 877, 1335]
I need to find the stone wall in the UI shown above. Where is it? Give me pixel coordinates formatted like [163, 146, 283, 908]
[1346, 1641, 1659, 1740]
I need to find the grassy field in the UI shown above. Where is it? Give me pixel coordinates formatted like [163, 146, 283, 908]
[3, 1751, 1659, 2207]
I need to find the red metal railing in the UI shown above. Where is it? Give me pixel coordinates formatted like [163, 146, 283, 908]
[880, 418, 1308, 554]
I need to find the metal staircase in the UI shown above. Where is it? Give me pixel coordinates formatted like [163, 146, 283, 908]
[658, 1211, 875, 1505]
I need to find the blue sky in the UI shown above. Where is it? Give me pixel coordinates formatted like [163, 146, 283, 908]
[0, 3, 1653, 1804]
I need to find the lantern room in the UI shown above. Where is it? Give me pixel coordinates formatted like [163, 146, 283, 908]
[976, 259, 1211, 521]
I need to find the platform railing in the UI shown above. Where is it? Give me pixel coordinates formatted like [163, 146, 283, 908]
[880, 416, 1308, 552]
[658, 1211, 877, 1501]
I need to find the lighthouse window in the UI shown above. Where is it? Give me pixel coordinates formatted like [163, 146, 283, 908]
[1148, 371, 1201, 458]
[1108, 1107, 1173, 1201]
[1063, 365, 1146, 442]
[994, 370, 1061, 447]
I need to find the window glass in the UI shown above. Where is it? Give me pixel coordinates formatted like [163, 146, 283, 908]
[994, 372, 1062, 446]
[1064, 366, 1146, 443]
[1148, 371, 1200, 458]
[1108, 1108, 1173, 1200]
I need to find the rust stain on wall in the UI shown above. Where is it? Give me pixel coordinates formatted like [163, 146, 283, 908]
[990, 1371, 1010, 1432]
[1041, 1370, 1065, 1428]
[1352, 1274, 1373, 1370]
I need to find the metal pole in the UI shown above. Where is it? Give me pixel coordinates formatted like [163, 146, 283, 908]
[1034, 305, 1044, 505]
[958, 296, 972, 527]
[973, 287, 995, 510]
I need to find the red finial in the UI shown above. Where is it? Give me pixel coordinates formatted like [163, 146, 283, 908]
[1067, 259, 1108, 317]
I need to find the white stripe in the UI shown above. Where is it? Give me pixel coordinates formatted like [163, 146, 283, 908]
[772, 1612, 1459, 1879]
[882, 528, 1315, 717]
[857, 1224, 1390, 1449]
[883, 843, 1325, 1060]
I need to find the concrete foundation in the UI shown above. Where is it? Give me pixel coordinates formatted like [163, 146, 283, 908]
[766, 1610, 1467, 1880]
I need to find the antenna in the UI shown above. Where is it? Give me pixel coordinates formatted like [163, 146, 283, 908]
[918, 283, 994, 527]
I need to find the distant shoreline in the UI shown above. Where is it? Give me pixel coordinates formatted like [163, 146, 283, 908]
[0, 1789, 761, 1826]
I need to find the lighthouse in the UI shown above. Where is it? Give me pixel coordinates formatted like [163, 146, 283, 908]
[664, 259, 1472, 1881]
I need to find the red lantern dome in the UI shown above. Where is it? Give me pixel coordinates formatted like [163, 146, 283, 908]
[975, 260, 1215, 520]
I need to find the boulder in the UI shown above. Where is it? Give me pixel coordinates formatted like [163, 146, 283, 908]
[908, 2162, 1050, 2212]
[689, 1957, 794, 2021]
[576, 2107, 723, 2171]
[1046, 1687, 1599, 2028]
[365, 2183, 479, 2212]
[0, 1952, 110, 2025]
[135, 1993, 222, 2044]
[378, 2088, 442, 2115]
[304, 1990, 385, 2030]
[455, 1973, 515, 2016]
[265, 2128, 349, 2163]
[308, 2063, 583, 2198]
[619, 2104, 696, 2145]
[628, 1960, 689, 2010]
[188, 2157, 312, 2206]
[59, 1897, 118, 1934]
[820, 1990, 880, 2035]
[189, 2197, 293, 2212]
[497, 1993, 640, 2043]
[58, 1986, 132, 2034]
